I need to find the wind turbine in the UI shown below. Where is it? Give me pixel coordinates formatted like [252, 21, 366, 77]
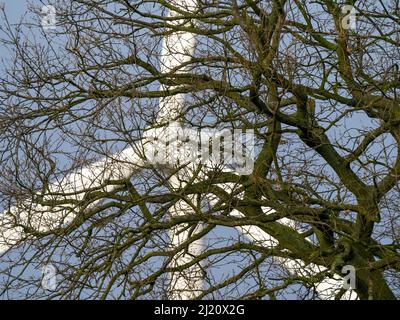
[0, 0, 356, 300]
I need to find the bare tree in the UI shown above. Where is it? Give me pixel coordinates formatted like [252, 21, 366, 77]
[0, 0, 399, 300]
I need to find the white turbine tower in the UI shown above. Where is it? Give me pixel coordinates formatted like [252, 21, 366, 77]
[0, 0, 356, 300]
